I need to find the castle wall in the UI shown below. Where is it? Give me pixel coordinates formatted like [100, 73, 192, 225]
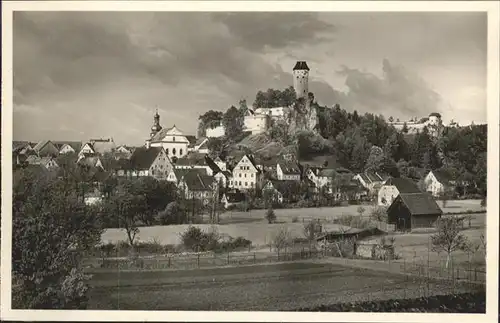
[206, 125, 225, 138]
[244, 115, 268, 135]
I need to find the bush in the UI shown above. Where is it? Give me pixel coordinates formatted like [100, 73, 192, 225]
[265, 208, 277, 224]
[480, 198, 486, 207]
[291, 216, 299, 223]
[370, 206, 387, 222]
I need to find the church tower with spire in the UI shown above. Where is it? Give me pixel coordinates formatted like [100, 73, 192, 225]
[150, 109, 162, 138]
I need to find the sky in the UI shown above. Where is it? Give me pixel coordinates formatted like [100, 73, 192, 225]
[13, 11, 487, 145]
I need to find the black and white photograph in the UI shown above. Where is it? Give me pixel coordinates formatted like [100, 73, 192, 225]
[1, 1, 499, 321]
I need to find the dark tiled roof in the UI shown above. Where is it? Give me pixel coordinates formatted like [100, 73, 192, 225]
[384, 177, 421, 193]
[430, 169, 456, 185]
[129, 147, 163, 170]
[293, 61, 310, 71]
[182, 172, 214, 191]
[266, 180, 298, 194]
[278, 159, 301, 175]
[398, 193, 443, 216]
[224, 192, 246, 203]
[54, 141, 82, 152]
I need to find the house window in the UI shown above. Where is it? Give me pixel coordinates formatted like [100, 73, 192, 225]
[166, 148, 169, 155]
[180, 149, 183, 155]
[173, 148, 176, 155]
[245, 182, 248, 186]
[239, 181, 242, 186]
[239, 173, 242, 177]
[244, 174, 247, 178]
[173, 137, 176, 142]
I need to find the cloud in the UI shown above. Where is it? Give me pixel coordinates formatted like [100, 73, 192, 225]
[334, 59, 443, 119]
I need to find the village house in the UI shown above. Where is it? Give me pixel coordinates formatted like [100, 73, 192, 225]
[187, 137, 209, 154]
[79, 138, 116, 157]
[25, 155, 59, 170]
[116, 146, 172, 180]
[378, 177, 421, 206]
[12, 141, 37, 166]
[214, 156, 227, 171]
[174, 155, 221, 176]
[32, 140, 60, 157]
[84, 187, 105, 206]
[221, 191, 246, 209]
[229, 154, 261, 190]
[387, 192, 443, 231]
[55, 141, 82, 155]
[167, 168, 208, 186]
[353, 172, 389, 194]
[306, 167, 337, 193]
[262, 179, 303, 204]
[178, 171, 216, 204]
[423, 169, 458, 197]
[276, 158, 301, 181]
[214, 169, 232, 188]
[77, 155, 105, 171]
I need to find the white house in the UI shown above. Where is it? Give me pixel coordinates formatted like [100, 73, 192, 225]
[55, 141, 82, 155]
[306, 167, 337, 191]
[214, 156, 227, 171]
[174, 155, 220, 176]
[353, 172, 389, 194]
[206, 125, 225, 138]
[423, 170, 457, 197]
[378, 177, 421, 206]
[167, 168, 208, 186]
[77, 155, 105, 170]
[188, 137, 209, 154]
[221, 191, 246, 209]
[148, 124, 191, 159]
[276, 159, 301, 181]
[214, 170, 232, 187]
[229, 154, 260, 190]
[178, 171, 216, 204]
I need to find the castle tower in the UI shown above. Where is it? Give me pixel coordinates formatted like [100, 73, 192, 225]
[150, 109, 162, 138]
[293, 61, 310, 99]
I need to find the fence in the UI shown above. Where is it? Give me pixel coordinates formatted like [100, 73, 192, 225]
[85, 247, 486, 285]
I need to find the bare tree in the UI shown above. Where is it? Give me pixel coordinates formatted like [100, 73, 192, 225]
[271, 226, 292, 256]
[431, 217, 470, 268]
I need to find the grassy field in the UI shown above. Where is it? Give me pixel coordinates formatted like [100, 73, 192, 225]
[88, 261, 479, 311]
[101, 199, 485, 247]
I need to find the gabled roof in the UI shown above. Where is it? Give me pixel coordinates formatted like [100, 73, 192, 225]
[293, 61, 310, 71]
[90, 138, 116, 154]
[182, 172, 214, 191]
[54, 141, 82, 152]
[277, 159, 301, 175]
[13, 141, 33, 152]
[318, 168, 337, 178]
[396, 193, 443, 216]
[77, 156, 103, 169]
[172, 168, 207, 180]
[384, 177, 421, 193]
[357, 172, 387, 184]
[265, 179, 297, 194]
[430, 169, 456, 185]
[32, 140, 56, 153]
[129, 147, 164, 170]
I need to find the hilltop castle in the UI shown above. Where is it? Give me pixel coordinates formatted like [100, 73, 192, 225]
[244, 61, 319, 135]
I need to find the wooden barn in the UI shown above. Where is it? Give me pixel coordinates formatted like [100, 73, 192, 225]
[387, 192, 443, 231]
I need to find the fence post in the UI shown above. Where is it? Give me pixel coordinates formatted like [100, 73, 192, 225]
[254, 253, 256, 264]
[197, 254, 200, 268]
[168, 256, 171, 268]
[474, 268, 477, 281]
[227, 252, 230, 265]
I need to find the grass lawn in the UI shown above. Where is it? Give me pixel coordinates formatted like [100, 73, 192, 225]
[88, 261, 478, 311]
[101, 200, 484, 247]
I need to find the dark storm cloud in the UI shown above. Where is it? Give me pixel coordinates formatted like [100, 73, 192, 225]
[212, 12, 335, 51]
[13, 11, 336, 106]
[335, 59, 442, 117]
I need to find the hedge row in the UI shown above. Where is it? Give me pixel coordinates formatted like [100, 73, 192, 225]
[296, 292, 486, 313]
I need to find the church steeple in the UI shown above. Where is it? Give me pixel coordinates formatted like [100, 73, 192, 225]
[150, 108, 162, 137]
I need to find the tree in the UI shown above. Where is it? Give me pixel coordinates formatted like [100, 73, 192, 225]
[12, 168, 102, 309]
[370, 206, 387, 222]
[103, 180, 146, 247]
[402, 122, 409, 134]
[198, 110, 224, 137]
[431, 217, 470, 268]
[271, 226, 292, 255]
[357, 206, 366, 217]
[303, 219, 322, 246]
[222, 105, 244, 141]
[158, 201, 187, 225]
[265, 207, 277, 224]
